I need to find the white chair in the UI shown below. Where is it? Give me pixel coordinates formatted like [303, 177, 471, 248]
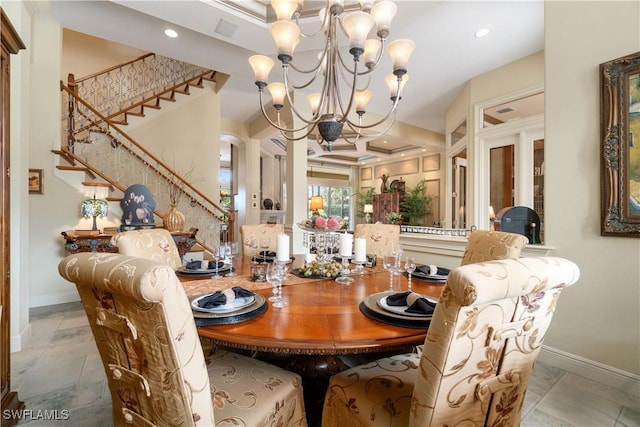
[111, 228, 183, 269]
[353, 223, 400, 257]
[240, 223, 284, 257]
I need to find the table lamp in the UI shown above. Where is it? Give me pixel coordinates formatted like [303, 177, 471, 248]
[81, 194, 109, 231]
[363, 204, 374, 223]
[310, 195, 324, 215]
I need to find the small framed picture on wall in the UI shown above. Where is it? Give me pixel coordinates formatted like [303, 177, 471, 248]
[28, 169, 43, 194]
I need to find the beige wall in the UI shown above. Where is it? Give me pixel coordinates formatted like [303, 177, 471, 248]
[544, 1, 639, 375]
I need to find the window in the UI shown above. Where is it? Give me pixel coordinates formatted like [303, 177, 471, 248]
[308, 185, 351, 223]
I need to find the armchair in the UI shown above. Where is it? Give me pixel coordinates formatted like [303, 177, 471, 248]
[240, 223, 284, 257]
[461, 229, 529, 266]
[322, 256, 580, 427]
[59, 252, 307, 426]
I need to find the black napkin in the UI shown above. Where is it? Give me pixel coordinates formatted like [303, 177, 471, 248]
[186, 260, 225, 270]
[416, 265, 450, 276]
[386, 291, 436, 315]
[258, 251, 276, 258]
[197, 287, 254, 309]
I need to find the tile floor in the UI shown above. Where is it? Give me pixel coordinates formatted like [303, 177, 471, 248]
[8, 302, 640, 426]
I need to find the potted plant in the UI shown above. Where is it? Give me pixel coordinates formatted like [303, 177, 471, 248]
[385, 212, 403, 225]
[401, 179, 432, 226]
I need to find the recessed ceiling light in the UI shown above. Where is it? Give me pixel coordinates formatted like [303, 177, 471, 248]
[164, 29, 178, 38]
[474, 28, 490, 38]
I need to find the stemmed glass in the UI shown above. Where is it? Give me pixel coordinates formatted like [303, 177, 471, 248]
[383, 250, 399, 289]
[224, 242, 239, 277]
[266, 262, 288, 308]
[259, 237, 270, 258]
[211, 246, 223, 279]
[404, 257, 416, 290]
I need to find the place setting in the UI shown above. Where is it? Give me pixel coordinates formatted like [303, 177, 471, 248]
[190, 285, 267, 326]
[405, 263, 451, 284]
[359, 290, 438, 329]
[176, 259, 232, 278]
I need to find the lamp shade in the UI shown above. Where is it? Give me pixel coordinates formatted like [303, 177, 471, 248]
[310, 195, 324, 211]
[363, 204, 374, 214]
[81, 195, 109, 231]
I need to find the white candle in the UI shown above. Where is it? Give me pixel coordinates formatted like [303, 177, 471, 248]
[276, 233, 290, 261]
[339, 232, 353, 257]
[354, 237, 367, 262]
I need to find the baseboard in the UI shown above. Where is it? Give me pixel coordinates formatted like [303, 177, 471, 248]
[539, 345, 640, 398]
[29, 291, 80, 308]
[10, 321, 31, 354]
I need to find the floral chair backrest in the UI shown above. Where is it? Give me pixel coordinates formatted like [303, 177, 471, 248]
[58, 252, 215, 426]
[240, 223, 284, 257]
[111, 228, 183, 270]
[460, 230, 529, 266]
[354, 223, 400, 257]
[411, 256, 580, 426]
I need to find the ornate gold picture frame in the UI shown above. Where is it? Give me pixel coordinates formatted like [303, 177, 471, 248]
[600, 51, 640, 237]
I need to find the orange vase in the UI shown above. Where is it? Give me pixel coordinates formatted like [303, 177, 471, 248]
[164, 204, 185, 232]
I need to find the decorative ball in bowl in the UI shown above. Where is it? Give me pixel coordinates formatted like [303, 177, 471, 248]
[297, 215, 344, 231]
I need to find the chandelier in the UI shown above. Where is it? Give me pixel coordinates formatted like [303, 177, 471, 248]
[249, 0, 415, 151]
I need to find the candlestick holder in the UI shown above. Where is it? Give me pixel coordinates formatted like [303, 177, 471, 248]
[335, 256, 354, 284]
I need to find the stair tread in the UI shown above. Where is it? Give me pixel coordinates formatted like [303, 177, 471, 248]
[57, 165, 88, 171]
[126, 111, 145, 117]
[82, 181, 112, 188]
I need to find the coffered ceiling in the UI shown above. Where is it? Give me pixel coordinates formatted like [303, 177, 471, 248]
[38, 0, 544, 166]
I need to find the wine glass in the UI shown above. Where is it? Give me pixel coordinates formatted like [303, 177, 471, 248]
[383, 250, 399, 289]
[224, 242, 239, 277]
[404, 257, 416, 290]
[249, 237, 258, 258]
[266, 262, 281, 303]
[211, 246, 223, 279]
[259, 237, 270, 258]
[266, 262, 288, 308]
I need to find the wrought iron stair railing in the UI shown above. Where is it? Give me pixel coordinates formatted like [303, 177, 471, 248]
[58, 54, 233, 252]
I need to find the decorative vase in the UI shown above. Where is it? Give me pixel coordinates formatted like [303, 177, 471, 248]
[164, 204, 185, 232]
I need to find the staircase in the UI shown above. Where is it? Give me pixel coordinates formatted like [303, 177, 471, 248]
[55, 53, 234, 252]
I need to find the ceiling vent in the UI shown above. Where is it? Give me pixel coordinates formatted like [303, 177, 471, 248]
[496, 106, 515, 114]
[215, 19, 238, 38]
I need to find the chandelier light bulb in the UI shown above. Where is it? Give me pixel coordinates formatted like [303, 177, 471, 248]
[270, 20, 301, 63]
[387, 38, 416, 76]
[307, 93, 321, 115]
[271, 0, 299, 20]
[371, 0, 397, 38]
[386, 73, 409, 101]
[248, 55, 275, 88]
[354, 90, 372, 115]
[363, 39, 381, 69]
[267, 82, 286, 109]
[341, 11, 375, 58]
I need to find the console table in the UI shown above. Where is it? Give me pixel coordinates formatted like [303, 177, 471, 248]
[61, 228, 198, 258]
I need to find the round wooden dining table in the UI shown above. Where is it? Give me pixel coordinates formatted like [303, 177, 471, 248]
[180, 255, 446, 424]
[183, 255, 444, 355]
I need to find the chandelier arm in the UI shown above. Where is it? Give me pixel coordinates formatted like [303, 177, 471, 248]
[285, 63, 324, 89]
[333, 55, 361, 122]
[281, 67, 325, 126]
[258, 89, 316, 133]
[345, 106, 399, 133]
[295, 4, 331, 39]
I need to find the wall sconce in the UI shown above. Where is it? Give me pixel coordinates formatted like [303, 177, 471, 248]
[363, 204, 374, 223]
[81, 195, 109, 231]
[310, 195, 324, 215]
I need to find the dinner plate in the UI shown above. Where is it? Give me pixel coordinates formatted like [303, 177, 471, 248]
[410, 270, 448, 282]
[191, 294, 267, 321]
[362, 291, 432, 321]
[177, 265, 231, 275]
[191, 295, 255, 314]
[377, 296, 429, 317]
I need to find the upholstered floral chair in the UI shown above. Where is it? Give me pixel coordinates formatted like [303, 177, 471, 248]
[59, 252, 307, 427]
[322, 256, 580, 427]
[240, 223, 284, 257]
[354, 223, 400, 257]
[461, 229, 529, 265]
[111, 228, 183, 269]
